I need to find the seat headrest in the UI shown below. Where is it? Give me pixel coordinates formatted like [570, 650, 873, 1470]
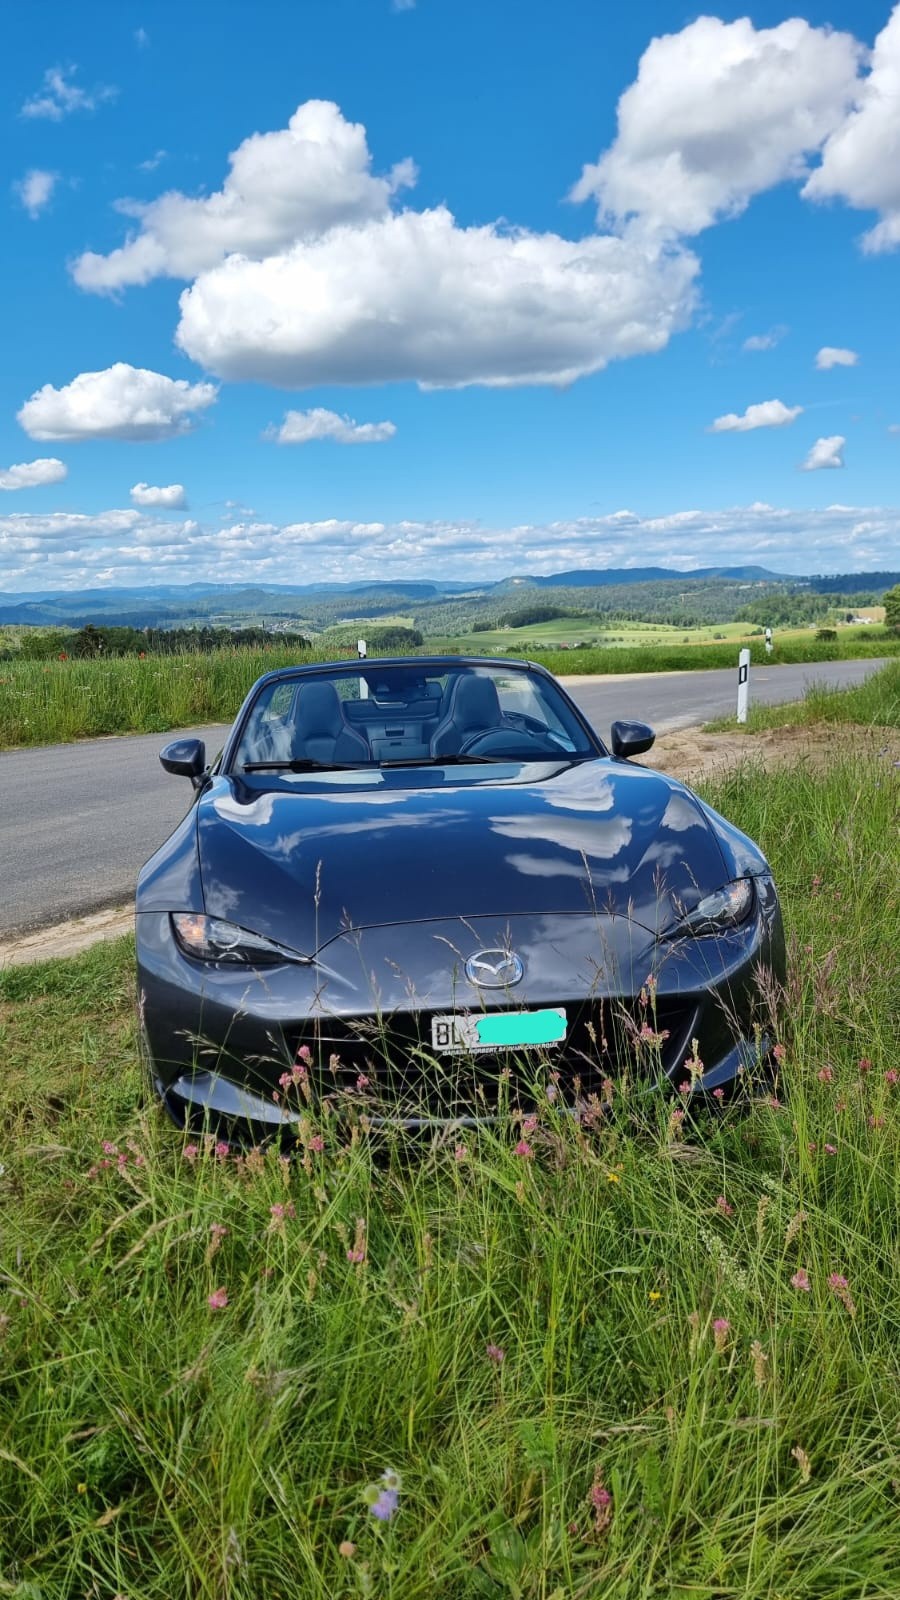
[451, 674, 502, 731]
[294, 681, 344, 737]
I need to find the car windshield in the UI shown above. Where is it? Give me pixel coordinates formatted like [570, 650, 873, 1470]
[231, 662, 597, 776]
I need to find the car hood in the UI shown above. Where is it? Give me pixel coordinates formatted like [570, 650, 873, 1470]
[196, 760, 729, 956]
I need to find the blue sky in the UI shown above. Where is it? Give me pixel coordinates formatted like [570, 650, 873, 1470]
[2, 0, 899, 590]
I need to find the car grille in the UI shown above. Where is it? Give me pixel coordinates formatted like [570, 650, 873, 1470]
[290, 997, 697, 1119]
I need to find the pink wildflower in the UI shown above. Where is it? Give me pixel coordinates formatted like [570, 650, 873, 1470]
[207, 1287, 229, 1310]
[278, 1072, 293, 1091]
[210, 1223, 228, 1241]
[772, 1044, 786, 1063]
[712, 1317, 731, 1351]
[485, 1342, 505, 1364]
[514, 1139, 533, 1158]
[678, 1081, 691, 1094]
[712, 1087, 725, 1101]
[791, 1268, 811, 1292]
[214, 1141, 230, 1161]
[828, 1273, 856, 1315]
[346, 1217, 367, 1265]
[588, 1470, 613, 1535]
[885, 1069, 898, 1086]
[356, 1074, 370, 1091]
[858, 1057, 871, 1075]
[296, 1044, 311, 1063]
[715, 1195, 734, 1217]
[453, 1144, 467, 1162]
[182, 1143, 199, 1162]
[102, 1141, 118, 1156]
[824, 1143, 837, 1156]
[817, 1067, 833, 1083]
[545, 1083, 558, 1104]
[308, 1133, 325, 1153]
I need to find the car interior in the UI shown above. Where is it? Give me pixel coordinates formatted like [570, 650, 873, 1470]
[238, 667, 586, 768]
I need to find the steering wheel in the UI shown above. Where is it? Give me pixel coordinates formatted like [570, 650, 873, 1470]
[459, 727, 569, 758]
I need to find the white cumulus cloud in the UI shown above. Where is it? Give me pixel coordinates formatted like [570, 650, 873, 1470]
[71, 100, 416, 293]
[0, 458, 67, 491]
[130, 482, 187, 508]
[804, 5, 900, 252]
[21, 65, 116, 121]
[15, 169, 58, 219]
[570, 15, 863, 236]
[709, 399, 803, 433]
[742, 327, 787, 352]
[2, 501, 897, 591]
[802, 435, 846, 470]
[815, 346, 859, 369]
[270, 408, 396, 445]
[18, 363, 217, 442]
[176, 206, 698, 389]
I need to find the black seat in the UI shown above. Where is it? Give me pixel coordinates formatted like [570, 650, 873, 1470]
[292, 682, 370, 764]
[430, 675, 504, 756]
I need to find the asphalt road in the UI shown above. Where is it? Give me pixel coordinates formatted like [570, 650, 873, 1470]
[0, 657, 885, 938]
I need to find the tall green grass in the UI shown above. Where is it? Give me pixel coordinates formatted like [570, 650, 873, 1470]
[0, 633, 897, 750]
[1, 752, 898, 1596]
[532, 629, 896, 679]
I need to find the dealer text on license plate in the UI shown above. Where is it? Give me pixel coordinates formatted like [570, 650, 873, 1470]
[430, 1009, 567, 1053]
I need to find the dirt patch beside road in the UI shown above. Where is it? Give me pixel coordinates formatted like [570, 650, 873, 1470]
[0, 905, 133, 971]
[2, 722, 896, 970]
[643, 722, 900, 783]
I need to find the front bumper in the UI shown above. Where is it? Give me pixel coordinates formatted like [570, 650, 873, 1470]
[138, 896, 784, 1137]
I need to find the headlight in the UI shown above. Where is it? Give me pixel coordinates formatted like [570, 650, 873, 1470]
[171, 913, 307, 966]
[681, 878, 754, 935]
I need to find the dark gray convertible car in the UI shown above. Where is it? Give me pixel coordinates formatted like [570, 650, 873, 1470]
[136, 657, 784, 1136]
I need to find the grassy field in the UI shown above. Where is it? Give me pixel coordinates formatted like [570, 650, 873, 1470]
[1, 751, 898, 1597]
[0, 631, 897, 751]
[706, 659, 900, 733]
[429, 620, 797, 654]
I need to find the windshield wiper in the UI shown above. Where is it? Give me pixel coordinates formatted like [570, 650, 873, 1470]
[380, 753, 547, 767]
[242, 758, 375, 772]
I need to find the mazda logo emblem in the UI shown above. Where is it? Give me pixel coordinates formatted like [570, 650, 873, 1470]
[465, 948, 524, 987]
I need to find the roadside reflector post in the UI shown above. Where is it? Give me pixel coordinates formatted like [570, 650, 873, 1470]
[357, 638, 367, 660]
[765, 626, 773, 655]
[737, 647, 751, 724]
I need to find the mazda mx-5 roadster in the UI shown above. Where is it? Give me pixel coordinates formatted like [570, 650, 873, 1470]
[136, 656, 785, 1136]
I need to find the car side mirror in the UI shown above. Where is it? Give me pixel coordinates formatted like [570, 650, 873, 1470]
[610, 719, 655, 759]
[160, 738, 207, 785]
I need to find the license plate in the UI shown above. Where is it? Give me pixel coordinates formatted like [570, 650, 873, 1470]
[430, 1009, 567, 1054]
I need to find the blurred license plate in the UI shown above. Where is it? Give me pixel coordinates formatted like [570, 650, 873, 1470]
[431, 1009, 567, 1053]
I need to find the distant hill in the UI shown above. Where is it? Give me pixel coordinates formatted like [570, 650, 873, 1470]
[0, 566, 896, 630]
[516, 565, 791, 587]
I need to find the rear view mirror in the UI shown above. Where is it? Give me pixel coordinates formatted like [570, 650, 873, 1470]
[610, 719, 655, 760]
[160, 738, 207, 784]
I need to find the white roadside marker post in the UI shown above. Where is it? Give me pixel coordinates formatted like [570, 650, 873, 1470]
[358, 638, 368, 698]
[357, 638, 367, 660]
[737, 647, 751, 724]
[765, 626, 773, 656]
